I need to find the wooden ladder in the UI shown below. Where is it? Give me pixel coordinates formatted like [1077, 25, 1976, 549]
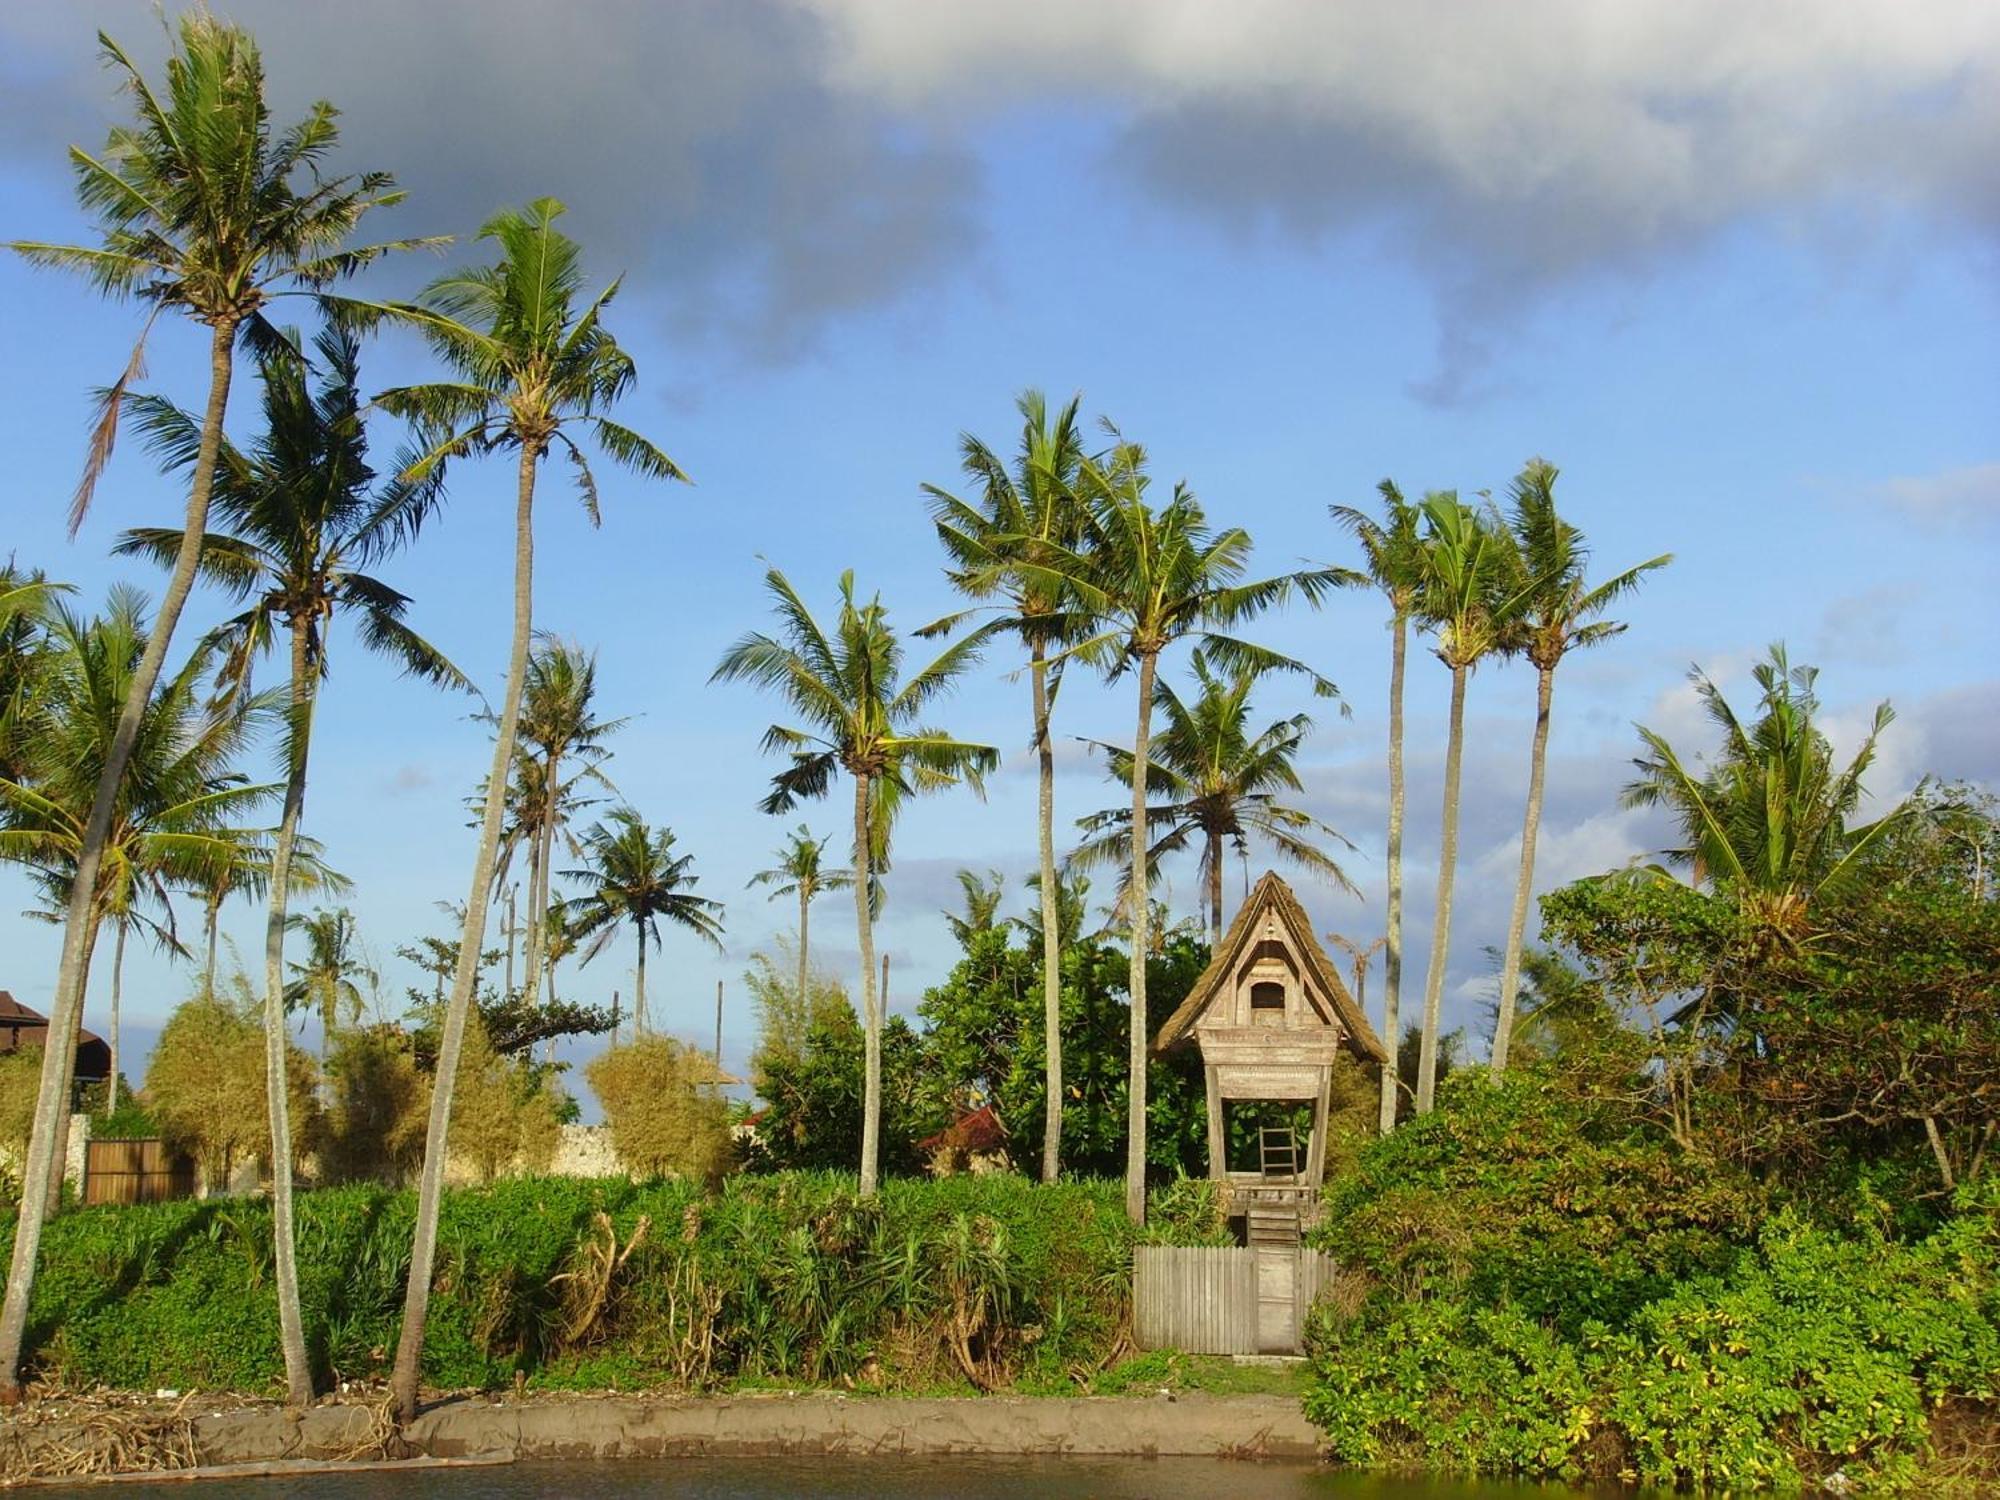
[1258, 1125, 1300, 1180]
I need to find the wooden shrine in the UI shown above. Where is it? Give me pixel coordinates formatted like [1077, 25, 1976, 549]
[1152, 871, 1386, 1237]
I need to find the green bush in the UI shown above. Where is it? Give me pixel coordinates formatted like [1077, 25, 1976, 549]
[1302, 1056, 2000, 1492]
[0, 1172, 1226, 1396]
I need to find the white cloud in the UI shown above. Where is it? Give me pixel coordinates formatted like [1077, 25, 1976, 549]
[1867, 463, 2000, 525]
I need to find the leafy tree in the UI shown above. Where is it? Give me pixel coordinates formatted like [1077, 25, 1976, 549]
[322, 1025, 430, 1185]
[924, 390, 1094, 1182]
[444, 1009, 561, 1185]
[363, 196, 686, 1422]
[746, 827, 853, 1016]
[1411, 494, 1525, 1113]
[0, 568, 69, 789]
[1, 16, 423, 1392]
[116, 320, 460, 1403]
[1488, 460, 1669, 1077]
[557, 808, 724, 1035]
[1332, 483, 1425, 1134]
[713, 566, 997, 1196]
[747, 1002, 929, 1177]
[1073, 650, 1354, 943]
[1022, 433, 1333, 1219]
[145, 983, 319, 1190]
[587, 1035, 734, 1184]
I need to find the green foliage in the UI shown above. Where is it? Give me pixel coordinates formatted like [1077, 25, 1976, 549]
[445, 1010, 561, 1183]
[587, 1035, 733, 1185]
[321, 1025, 430, 1185]
[0, 1173, 1222, 1397]
[1302, 1055, 2000, 1490]
[143, 985, 319, 1181]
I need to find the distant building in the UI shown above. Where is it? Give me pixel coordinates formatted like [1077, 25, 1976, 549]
[919, 1102, 1012, 1176]
[0, 990, 111, 1095]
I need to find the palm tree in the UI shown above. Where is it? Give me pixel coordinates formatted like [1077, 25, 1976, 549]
[747, 826, 854, 1011]
[498, 638, 622, 1007]
[0, 592, 276, 1213]
[1, 20, 425, 1392]
[1073, 651, 1355, 944]
[1488, 461, 1670, 1078]
[1411, 495, 1525, 1114]
[364, 197, 685, 1424]
[1021, 435, 1337, 1222]
[1332, 482, 1426, 1134]
[925, 390, 1091, 1182]
[191, 830, 346, 996]
[0, 569, 69, 788]
[944, 868, 1008, 946]
[713, 567, 997, 1196]
[557, 809, 724, 1033]
[113, 320, 462, 1405]
[1624, 646, 1906, 950]
[283, 907, 376, 1059]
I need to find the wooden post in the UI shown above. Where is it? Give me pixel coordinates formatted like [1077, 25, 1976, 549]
[609, 989, 621, 1048]
[1204, 1064, 1226, 1183]
[714, 979, 723, 1066]
[880, 952, 889, 1012]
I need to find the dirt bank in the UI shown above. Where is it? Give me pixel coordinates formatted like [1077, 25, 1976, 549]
[1, 1390, 1321, 1484]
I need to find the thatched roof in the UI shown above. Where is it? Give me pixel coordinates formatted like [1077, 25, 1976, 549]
[1152, 871, 1387, 1062]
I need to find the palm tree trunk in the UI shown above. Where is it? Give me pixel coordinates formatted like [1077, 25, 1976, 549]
[1032, 645, 1063, 1184]
[392, 442, 538, 1425]
[634, 923, 647, 1034]
[1377, 608, 1408, 1134]
[44, 910, 102, 1219]
[0, 319, 237, 1402]
[1207, 832, 1224, 946]
[797, 887, 810, 1009]
[1416, 662, 1469, 1114]
[853, 774, 881, 1198]
[1490, 664, 1555, 1079]
[1124, 650, 1159, 1225]
[204, 890, 221, 996]
[261, 618, 317, 1407]
[521, 817, 544, 1004]
[107, 921, 127, 1115]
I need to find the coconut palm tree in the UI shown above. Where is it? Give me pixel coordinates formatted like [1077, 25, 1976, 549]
[943, 868, 1008, 946]
[1487, 461, 1670, 1078]
[283, 906, 376, 1059]
[712, 567, 997, 1196]
[497, 638, 623, 1007]
[924, 390, 1092, 1182]
[190, 831, 346, 996]
[0, 569, 69, 788]
[557, 809, 724, 1033]
[361, 197, 685, 1424]
[1411, 495, 1526, 1114]
[113, 320, 462, 1405]
[1623, 646, 1906, 951]
[0, 22, 427, 1390]
[1073, 651, 1355, 944]
[0, 592, 277, 1214]
[1019, 435, 1338, 1221]
[747, 826, 854, 1011]
[1331, 482, 1426, 1134]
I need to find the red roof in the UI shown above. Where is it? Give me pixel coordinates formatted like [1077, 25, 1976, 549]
[918, 1103, 1009, 1155]
[0, 990, 111, 1080]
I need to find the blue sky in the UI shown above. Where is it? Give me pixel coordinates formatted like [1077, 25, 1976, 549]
[2, 1, 1995, 1099]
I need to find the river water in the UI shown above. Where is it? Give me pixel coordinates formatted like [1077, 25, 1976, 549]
[39, 1457, 1628, 1497]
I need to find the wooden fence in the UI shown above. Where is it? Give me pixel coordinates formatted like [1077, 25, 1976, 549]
[83, 1137, 194, 1206]
[1134, 1244, 1342, 1355]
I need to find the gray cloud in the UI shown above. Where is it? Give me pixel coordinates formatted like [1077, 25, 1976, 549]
[0, 1, 980, 361]
[802, 0, 2000, 403]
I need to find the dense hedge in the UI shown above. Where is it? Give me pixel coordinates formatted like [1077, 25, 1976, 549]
[1301, 1053, 2000, 1492]
[1, 1173, 1216, 1396]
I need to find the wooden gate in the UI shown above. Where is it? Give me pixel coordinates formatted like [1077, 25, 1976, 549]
[84, 1138, 194, 1205]
[1134, 1244, 1340, 1355]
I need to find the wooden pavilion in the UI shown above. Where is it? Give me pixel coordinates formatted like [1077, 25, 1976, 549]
[1152, 871, 1386, 1242]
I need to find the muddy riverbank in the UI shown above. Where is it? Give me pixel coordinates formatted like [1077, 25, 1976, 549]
[0, 1390, 1321, 1484]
